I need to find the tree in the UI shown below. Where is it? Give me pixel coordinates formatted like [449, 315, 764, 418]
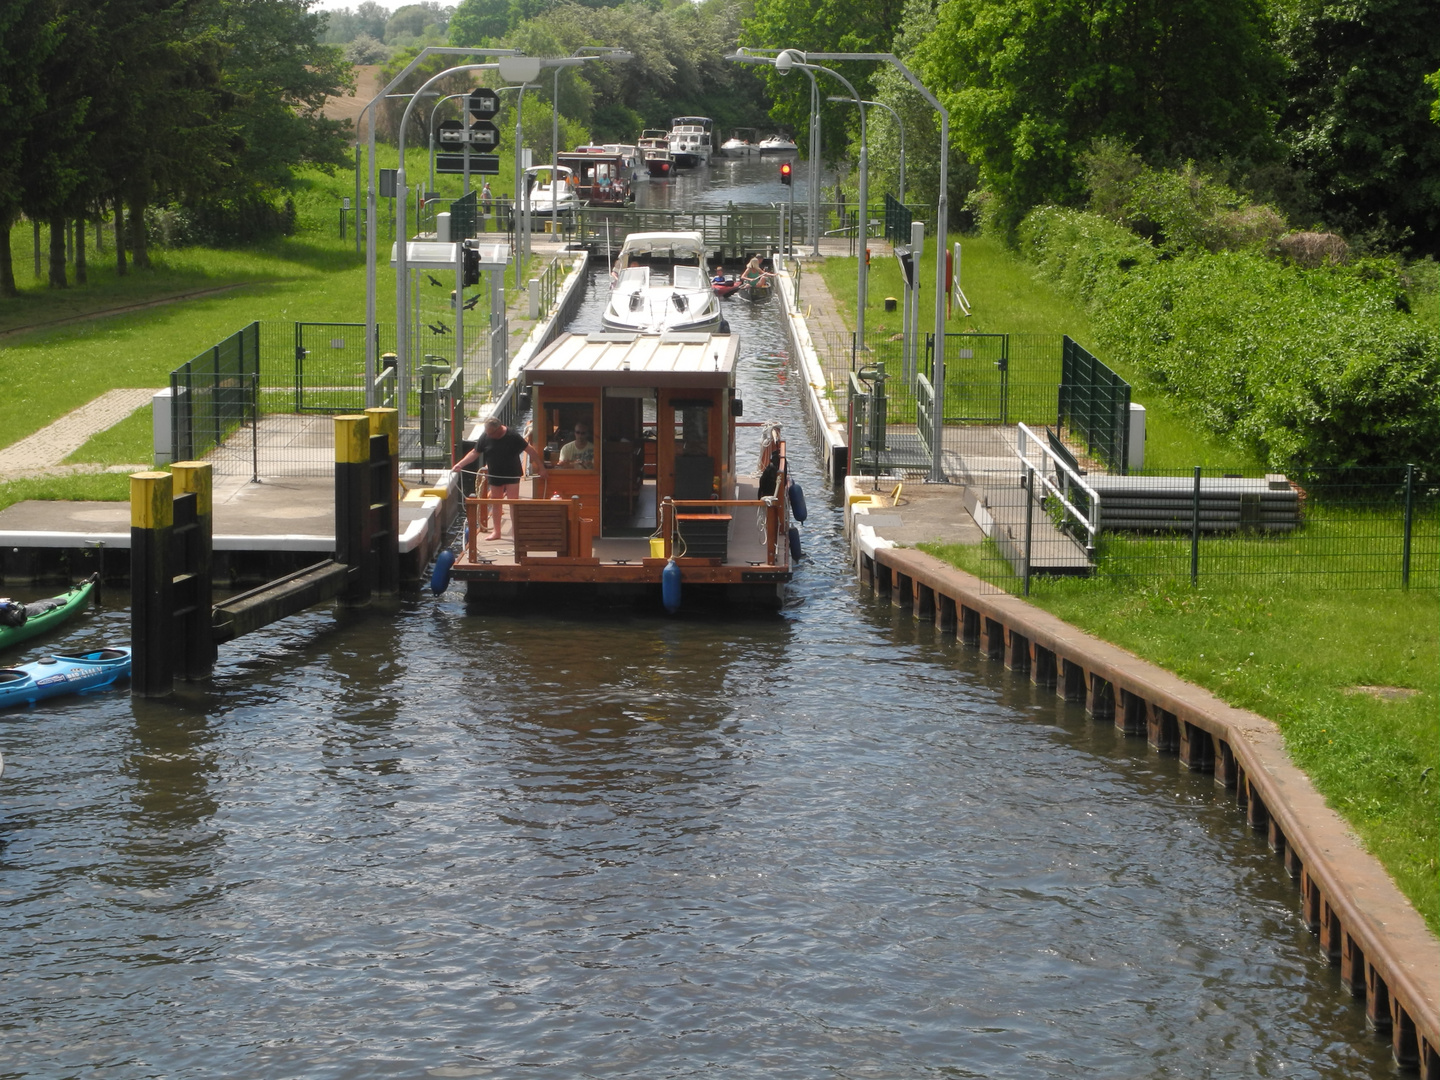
[912, 0, 1282, 237]
[1277, 0, 1440, 254]
[0, 0, 59, 295]
[448, 0, 509, 43]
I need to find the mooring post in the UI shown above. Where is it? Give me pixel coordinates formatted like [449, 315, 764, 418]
[130, 471, 175, 697]
[335, 414, 374, 605]
[366, 406, 400, 595]
[170, 461, 215, 680]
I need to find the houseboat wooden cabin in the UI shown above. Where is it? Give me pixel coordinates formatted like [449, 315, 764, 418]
[451, 331, 795, 608]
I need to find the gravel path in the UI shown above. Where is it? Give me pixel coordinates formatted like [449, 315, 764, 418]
[0, 388, 158, 479]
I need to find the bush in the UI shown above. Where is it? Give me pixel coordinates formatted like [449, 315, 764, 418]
[1020, 207, 1440, 476]
[144, 195, 299, 248]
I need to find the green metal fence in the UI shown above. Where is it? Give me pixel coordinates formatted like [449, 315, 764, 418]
[1059, 336, 1131, 473]
[169, 323, 260, 464]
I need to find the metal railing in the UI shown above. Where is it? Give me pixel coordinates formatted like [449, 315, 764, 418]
[169, 323, 260, 464]
[1015, 422, 1101, 549]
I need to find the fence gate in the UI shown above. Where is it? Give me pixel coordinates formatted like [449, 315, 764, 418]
[294, 323, 374, 414]
[929, 333, 1009, 423]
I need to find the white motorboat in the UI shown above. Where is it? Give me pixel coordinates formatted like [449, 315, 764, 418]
[638, 130, 674, 177]
[668, 116, 714, 168]
[718, 128, 758, 157]
[525, 164, 578, 221]
[601, 231, 724, 335]
[757, 133, 799, 154]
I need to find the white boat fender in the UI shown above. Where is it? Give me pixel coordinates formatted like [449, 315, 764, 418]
[788, 525, 802, 562]
[430, 549, 456, 595]
[788, 480, 808, 523]
[662, 558, 682, 613]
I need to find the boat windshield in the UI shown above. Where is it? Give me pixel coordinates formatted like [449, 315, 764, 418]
[673, 265, 706, 290]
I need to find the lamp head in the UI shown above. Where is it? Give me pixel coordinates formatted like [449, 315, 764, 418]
[775, 49, 805, 74]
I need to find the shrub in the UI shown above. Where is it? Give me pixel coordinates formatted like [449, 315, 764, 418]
[1020, 208, 1440, 476]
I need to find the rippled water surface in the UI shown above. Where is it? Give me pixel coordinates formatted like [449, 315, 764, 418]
[0, 161, 1399, 1077]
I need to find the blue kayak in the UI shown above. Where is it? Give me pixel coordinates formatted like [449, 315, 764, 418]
[0, 647, 132, 710]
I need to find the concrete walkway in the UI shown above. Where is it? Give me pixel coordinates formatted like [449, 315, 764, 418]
[0, 388, 157, 479]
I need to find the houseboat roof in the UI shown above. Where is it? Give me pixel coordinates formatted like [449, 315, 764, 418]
[616, 230, 707, 259]
[524, 331, 739, 389]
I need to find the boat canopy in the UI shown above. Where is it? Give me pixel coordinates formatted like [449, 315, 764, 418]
[615, 231, 707, 263]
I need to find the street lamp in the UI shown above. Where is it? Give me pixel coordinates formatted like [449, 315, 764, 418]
[727, 49, 821, 256]
[829, 96, 904, 205]
[775, 50, 870, 354]
[548, 48, 631, 238]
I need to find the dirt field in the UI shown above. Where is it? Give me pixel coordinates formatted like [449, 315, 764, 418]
[322, 64, 383, 132]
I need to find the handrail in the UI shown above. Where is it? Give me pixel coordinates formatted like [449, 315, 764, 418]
[1015, 421, 1101, 547]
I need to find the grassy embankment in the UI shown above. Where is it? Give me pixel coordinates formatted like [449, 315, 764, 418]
[0, 145, 524, 511]
[821, 236, 1438, 933]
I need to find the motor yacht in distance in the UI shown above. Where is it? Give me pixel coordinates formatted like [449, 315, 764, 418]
[668, 116, 714, 168]
[638, 129, 674, 177]
[757, 132, 799, 154]
[601, 231, 724, 335]
[524, 164, 577, 222]
[718, 128, 758, 157]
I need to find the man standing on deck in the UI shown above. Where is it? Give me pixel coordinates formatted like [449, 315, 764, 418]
[454, 417, 547, 540]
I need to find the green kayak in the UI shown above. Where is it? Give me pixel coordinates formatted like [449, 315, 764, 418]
[0, 575, 98, 653]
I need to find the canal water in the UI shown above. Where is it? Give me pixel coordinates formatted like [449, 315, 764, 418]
[0, 162, 1398, 1077]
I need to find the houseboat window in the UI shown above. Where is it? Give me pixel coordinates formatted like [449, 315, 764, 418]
[544, 403, 596, 469]
[672, 401, 710, 456]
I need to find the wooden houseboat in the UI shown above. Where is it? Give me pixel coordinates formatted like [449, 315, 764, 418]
[450, 331, 797, 609]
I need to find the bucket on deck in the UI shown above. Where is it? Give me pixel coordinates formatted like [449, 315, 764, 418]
[649, 537, 666, 559]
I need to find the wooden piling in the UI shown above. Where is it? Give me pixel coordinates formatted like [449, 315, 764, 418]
[130, 472, 175, 698]
[366, 407, 400, 595]
[335, 415, 373, 605]
[171, 462, 215, 681]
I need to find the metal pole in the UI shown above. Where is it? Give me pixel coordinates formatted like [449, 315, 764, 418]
[514, 83, 527, 289]
[1191, 466, 1202, 586]
[1403, 462, 1414, 588]
[1024, 465, 1034, 596]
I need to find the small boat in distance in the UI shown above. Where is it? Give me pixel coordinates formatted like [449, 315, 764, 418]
[0, 575, 97, 653]
[757, 133, 799, 154]
[668, 116, 714, 168]
[0, 646, 132, 710]
[638, 129, 673, 177]
[524, 164, 578, 223]
[601, 231, 724, 335]
[718, 128, 758, 157]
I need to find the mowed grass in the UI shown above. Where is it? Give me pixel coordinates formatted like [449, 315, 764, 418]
[922, 537, 1440, 932]
[819, 233, 1264, 473]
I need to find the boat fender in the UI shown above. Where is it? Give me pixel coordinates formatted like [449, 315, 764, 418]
[662, 557, 682, 613]
[430, 549, 456, 595]
[788, 525, 802, 562]
[788, 480, 808, 523]
[719, 319, 731, 335]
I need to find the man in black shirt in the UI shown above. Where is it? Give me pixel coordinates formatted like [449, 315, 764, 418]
[454, 416, 547, 540]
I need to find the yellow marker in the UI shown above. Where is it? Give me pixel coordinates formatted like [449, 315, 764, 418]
[130, 471, 173, 530]
[171, 461, 213, 517]
[334, 415, 370, 465]
[365, 406, 400, 456]
[890, 482, 903, 506]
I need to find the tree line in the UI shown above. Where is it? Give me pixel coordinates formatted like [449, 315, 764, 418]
[0, 0, 351, 296]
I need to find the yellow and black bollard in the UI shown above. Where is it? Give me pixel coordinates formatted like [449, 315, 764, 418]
[334, 415, 373, 605]
[171, 461, 216, 681]
[366, 406, 400, 595]
[130, 471, 175, 697]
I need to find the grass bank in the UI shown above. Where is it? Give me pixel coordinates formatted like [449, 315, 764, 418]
[819, 235, 1264, 473]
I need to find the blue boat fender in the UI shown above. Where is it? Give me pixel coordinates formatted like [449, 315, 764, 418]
[788, 525, 802, 562]
[662, 558, 682, 613]
[430, 549, 456, 595]
[788, 480, 808, 523]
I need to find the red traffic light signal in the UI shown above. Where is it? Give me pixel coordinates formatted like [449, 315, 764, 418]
[779, 161, 792, 186]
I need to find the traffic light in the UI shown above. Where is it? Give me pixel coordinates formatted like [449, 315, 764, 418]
[779, 161, 792, 186]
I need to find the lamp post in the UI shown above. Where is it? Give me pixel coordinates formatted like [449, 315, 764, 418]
[727, 49, 821, 255]
[548, 49, 631, 238]
[359, 46, 520, 402]
[829, 96, 904, 205]
[775, 51, 869, 354]
[785, 50, 949, 482]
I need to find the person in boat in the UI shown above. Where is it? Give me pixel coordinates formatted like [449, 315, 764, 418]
[557, 422, 594, 468]
[453, 416, 548, 540]
[742, 255, 770, 286]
